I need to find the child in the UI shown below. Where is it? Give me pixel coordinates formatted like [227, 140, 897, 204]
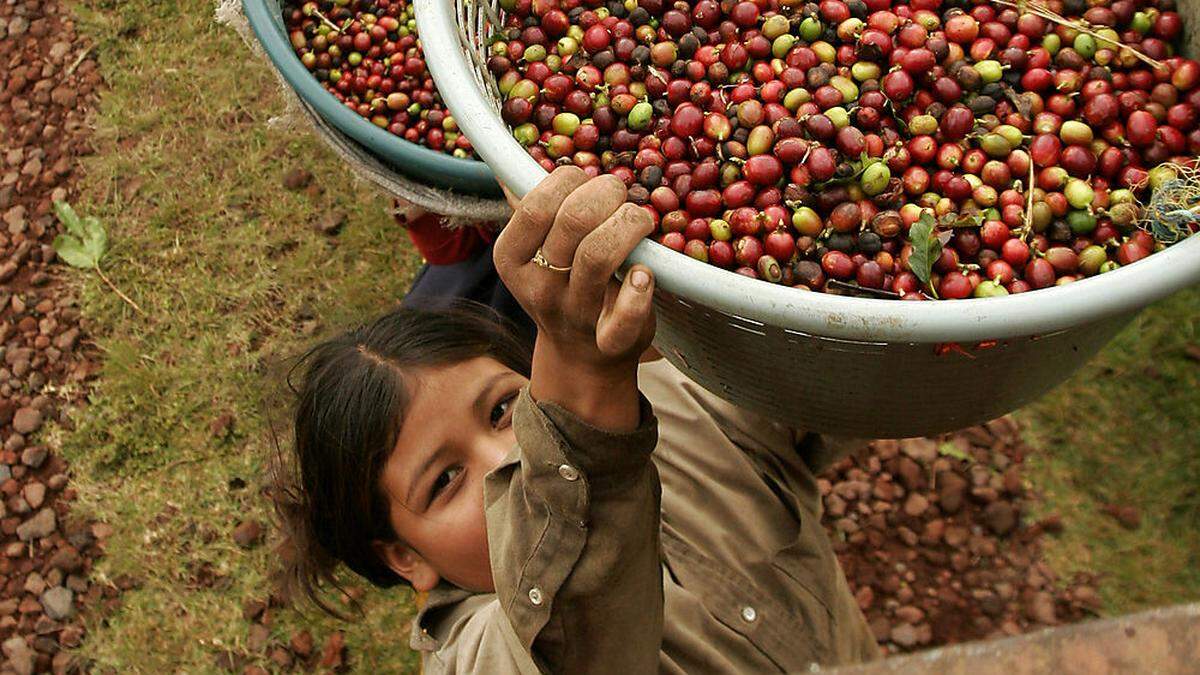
[278, 167, 880, 673]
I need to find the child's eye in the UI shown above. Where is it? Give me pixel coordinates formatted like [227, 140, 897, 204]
[490, 394, 517, 428]
[432, 466, 462, 499]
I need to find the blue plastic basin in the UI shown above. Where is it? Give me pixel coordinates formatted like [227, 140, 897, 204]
[242, 0, 502, 197]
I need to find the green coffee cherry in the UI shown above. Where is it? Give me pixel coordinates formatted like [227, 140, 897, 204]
[1065, 179, 1096, 209]
[799, 17, 823, 42]
[1066, 209, 1097, 234]
[974, 280, 1010, 297]
[861, 162, 891, 196]
[627, 101, 653, 131]
[1079, 245, 1108, 275]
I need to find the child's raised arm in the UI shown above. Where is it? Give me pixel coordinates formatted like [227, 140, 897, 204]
[495, 166, 656, 430]
[426, 167, 663, 674]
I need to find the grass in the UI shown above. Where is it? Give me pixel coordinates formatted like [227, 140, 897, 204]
[55, 0, 425, 670]
[1018, 287, 1200, 614]
[51, 0, 1200, 671]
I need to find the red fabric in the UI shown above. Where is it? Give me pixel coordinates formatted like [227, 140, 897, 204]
[400, 212, 497, 266]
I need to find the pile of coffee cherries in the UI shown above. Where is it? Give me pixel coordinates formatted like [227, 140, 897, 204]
[284, 0, 474, 157]
[487, 0, 1199, 298]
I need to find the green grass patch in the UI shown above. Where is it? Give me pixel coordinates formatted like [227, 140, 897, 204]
[58, 0, 424, 670]
[1019, 288, 1200, 614]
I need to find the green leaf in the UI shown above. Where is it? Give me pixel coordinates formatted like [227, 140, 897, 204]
[52, 234, 97, 269]
[938, 441, 972, 462]
[53, 200, 84, 237]
[82, 216, 108, 261]
[907, 212, 942, 286]
[52, 205, 108, 270]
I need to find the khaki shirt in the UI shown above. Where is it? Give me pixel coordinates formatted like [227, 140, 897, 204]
[410, 361, 880, 673]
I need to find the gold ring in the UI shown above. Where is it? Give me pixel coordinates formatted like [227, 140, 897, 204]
[531, 248, 572, 273]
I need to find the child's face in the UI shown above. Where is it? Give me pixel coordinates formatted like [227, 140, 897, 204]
[373, 356, 526, 593]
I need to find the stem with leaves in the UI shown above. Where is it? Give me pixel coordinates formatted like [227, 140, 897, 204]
[52, 201, 146, 317]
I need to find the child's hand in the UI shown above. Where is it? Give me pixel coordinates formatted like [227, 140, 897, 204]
[495, 166, 656, 430]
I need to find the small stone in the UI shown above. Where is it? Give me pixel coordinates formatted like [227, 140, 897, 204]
[22, 482, 45, 509]
[213, 650, 239, 671]
[834, 517, 859, 534]
[53, 328, 79, 351]
[269, 647, 293, 669]
[290, 629, 314, 657]
[48, 43, 71, 62]
[58, 625, 83, 649]
[313, 211, 347, 236]
[52, 651, 77, 674]
[921, 518, 945, 545]
[34, 612, 58, 634]
[3, 205, 26, 233]
[50, 87, 78, 109]
[48, 548, 82, 574]
[282, 168, 313, 190]
[1100, 503, 1141, 530]
[66, 575, 89, 594]
[210, 412, 234, 439]
[854, 585, 874, 611]
[943, 524, 969, 547]
[902, 493, 929, 517]
[319, 631, 346, 669]
[231, 520, 264, 549]
[247, 624, 270, 652]
[40, 587, 73, 620]
[1037, 513, 1065, 534]
[983, 501, 1017, 536]
[868, 616, 891, 642]
[24, 572, 47, 596]
[9, 653, 33, 675]
[1024, 591, 1057, 625]
[16, 508, 56, 541]
[936, 470, 969, 514]
[20, 446, 47, 469]
[824, 493, 846, 517]
[1002, 466, 1024, 495]
[1072, 585, 1102, 610]
[242, 598, 267, 622]
[890, 622, 920, 648]
[971, 486, 999, 503]
[895, 457, 924, 490]
[8, 17, 30, 37]
[899, 437, 938, 463]
[12, 408, 42, 435]
[895, 606, 925, 624]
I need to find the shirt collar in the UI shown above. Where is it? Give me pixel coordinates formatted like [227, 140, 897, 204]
[409, 583, 477, 651]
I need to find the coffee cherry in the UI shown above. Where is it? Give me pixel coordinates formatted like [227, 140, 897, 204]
[465, 0, 1186, 298]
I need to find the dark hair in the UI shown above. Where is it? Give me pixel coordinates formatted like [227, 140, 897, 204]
[273, 301, 531, 616]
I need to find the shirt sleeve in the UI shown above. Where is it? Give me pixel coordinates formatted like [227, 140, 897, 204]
[478, 386, 664, 673]
[399, 210, 490, 266]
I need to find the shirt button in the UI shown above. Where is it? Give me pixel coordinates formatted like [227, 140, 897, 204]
[558, 464, 580, 481]
[741, 606, 757, 623]
[528, 587, 544, 606]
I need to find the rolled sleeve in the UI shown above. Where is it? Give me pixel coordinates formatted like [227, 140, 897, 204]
[483, 387, 663, 673]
